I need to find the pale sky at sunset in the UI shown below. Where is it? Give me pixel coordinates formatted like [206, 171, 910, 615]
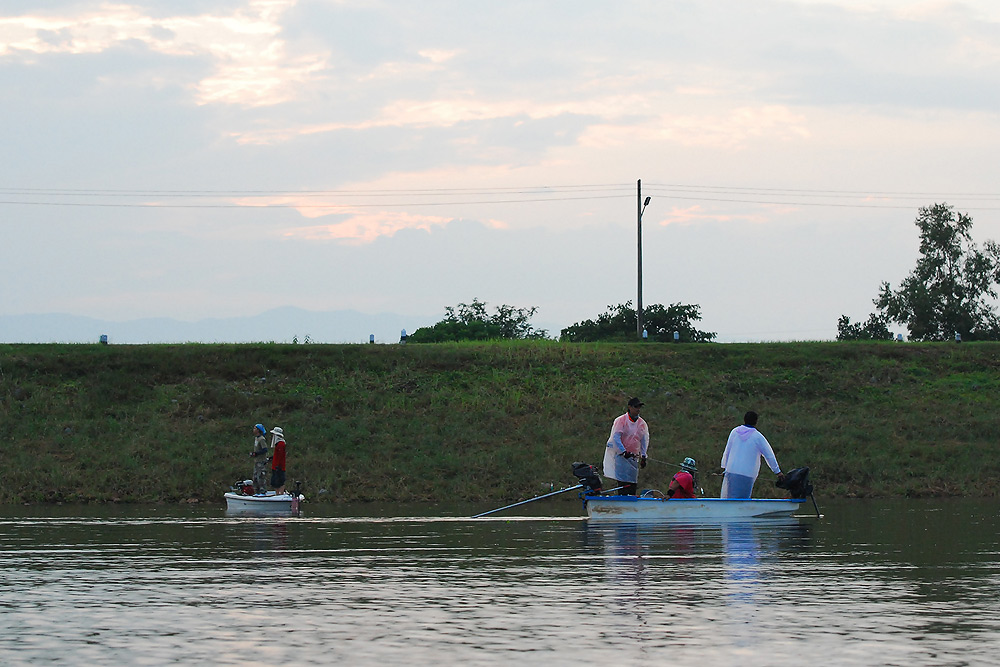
[3, 0, 1000, 342]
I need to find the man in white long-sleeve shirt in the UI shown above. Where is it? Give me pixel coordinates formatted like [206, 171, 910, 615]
[721, 411, 785, 499]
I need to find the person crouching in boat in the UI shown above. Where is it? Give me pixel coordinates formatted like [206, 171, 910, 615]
[720, 411, 785, 498]
[269, 426, 287, 495]
[603, 397, 649, 496]
[667, 457, 698, 499]
[250, 423, 269, 494]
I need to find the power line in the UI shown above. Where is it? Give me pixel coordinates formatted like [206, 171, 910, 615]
[647, 183, 1000, 199]
[1, 182, 998, 210]
[3, 182, 1000, 197]
[0, 194, 631, 209]
[0, 184, 633, 197]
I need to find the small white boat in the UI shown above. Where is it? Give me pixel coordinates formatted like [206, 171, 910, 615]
[224, 480, 305, 515]
[223, 491, 297, 512]
[584, 495, 807, 522]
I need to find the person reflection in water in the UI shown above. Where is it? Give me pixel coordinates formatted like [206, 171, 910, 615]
[721, 411, 785, 498]
[602, 397, 649, 495]
[667, 457, 698, 499]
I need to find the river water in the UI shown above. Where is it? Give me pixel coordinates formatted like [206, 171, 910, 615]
[1, 498, 998, 666]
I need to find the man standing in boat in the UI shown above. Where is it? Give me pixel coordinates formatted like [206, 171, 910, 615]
[603, 397, 649, 495]
[270, 426, 287, 495]
[250, 423, 269, 494]
[721, 411, 785, 498]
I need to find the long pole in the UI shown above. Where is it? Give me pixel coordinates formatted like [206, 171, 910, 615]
[470, 484, 583, 518]
[637, 178, 643, 339]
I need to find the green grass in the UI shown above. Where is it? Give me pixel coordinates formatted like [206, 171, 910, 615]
[2, 340, 999, 504]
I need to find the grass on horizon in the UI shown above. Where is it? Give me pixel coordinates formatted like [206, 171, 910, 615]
[2, 340, 999, 504]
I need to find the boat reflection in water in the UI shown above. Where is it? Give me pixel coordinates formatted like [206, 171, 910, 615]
[582, 514, 814, 646]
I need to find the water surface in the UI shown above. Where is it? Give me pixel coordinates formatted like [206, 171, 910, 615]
[1, 499, 998, 665]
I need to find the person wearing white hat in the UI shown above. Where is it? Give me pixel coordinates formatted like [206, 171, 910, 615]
[269, 426, 287, 494]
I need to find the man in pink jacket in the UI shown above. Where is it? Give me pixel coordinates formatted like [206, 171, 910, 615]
[721, 411, 785, 498]
[603, 397, 649, 495]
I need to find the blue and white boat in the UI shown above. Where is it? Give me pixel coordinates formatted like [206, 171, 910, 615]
[583, 494, 807, 522]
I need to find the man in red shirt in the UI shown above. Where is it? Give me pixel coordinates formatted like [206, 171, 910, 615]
[667, 457, 698, 499]
[269, 426, 287, 495]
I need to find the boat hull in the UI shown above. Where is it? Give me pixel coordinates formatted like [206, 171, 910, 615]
[224, 492, 300, 515]
[585, 495, 806, 522]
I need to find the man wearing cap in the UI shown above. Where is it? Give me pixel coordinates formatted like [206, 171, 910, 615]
[721, 411, 785, 498]
[269, 426, 287, 495]
[603, 397, 650, 495]
[250, 423, 269, 494]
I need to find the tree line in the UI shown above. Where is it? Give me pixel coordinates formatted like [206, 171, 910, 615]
[409, 298, 715, 343]
[411, 203, 999, 344]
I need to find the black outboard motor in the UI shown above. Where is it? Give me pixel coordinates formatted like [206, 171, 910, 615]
[775, 466, 813, 499]
[571, 462, 603, 494]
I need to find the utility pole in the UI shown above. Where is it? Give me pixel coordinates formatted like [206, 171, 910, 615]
[636, 180, 651, 339]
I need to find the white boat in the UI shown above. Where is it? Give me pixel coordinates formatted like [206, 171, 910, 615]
[584, 495, 807, 522]
[224, 490, 304, 515]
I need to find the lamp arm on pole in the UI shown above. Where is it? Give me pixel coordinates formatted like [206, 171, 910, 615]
[637, 180, 651, 339]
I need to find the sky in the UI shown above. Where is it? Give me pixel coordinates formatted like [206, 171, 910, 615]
[3, 0, 1000, 343]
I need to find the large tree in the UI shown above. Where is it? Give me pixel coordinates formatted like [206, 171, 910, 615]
[867, 204, 1000, 341]
[409, 298, 549, 342]
[561, 301, 716, 342]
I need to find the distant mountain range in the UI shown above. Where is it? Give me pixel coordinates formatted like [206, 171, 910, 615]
[0, 307, 439, 345]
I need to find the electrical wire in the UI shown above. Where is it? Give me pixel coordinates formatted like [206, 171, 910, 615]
[1, 182, 998, 210]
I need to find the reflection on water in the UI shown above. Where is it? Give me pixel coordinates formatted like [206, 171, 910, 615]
[1, 500, 999, 665]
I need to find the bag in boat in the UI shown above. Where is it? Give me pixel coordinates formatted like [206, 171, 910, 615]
[571, 462, 603, 494]
[775, 466, 813, 498]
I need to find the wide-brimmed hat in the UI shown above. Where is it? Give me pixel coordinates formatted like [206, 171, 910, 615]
[680, 457, 697, 472]
[270, 426, 284, 438]
[627, 397, 644, 408]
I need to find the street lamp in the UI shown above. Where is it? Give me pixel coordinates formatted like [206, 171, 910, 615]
[637, 179, 651, 339]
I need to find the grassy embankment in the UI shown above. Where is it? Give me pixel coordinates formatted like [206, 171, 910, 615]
[2, 341, 999, 504]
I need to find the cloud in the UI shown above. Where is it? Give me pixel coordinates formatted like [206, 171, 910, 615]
[195, 52, 327, 105]
[225, 92, 650, 145]
[417, 48, 461, 64]
[360, 47, 464, 81]
[281, 210, 457, 244]
[0, 0, 326, 106]
[657, 205, 772, 227]
[580, 105, 811, 150]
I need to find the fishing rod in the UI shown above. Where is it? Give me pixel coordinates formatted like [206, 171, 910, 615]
[471, 472, 625, 518]
[471, 484, 584, 518]
[645, 456, 720, 473]
[644, 456, 710, 469]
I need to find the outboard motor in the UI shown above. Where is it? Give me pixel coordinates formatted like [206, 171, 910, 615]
[571, 462, 603, 494]
[233, 479, 255, 496]
[775, 466, 813, 499]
